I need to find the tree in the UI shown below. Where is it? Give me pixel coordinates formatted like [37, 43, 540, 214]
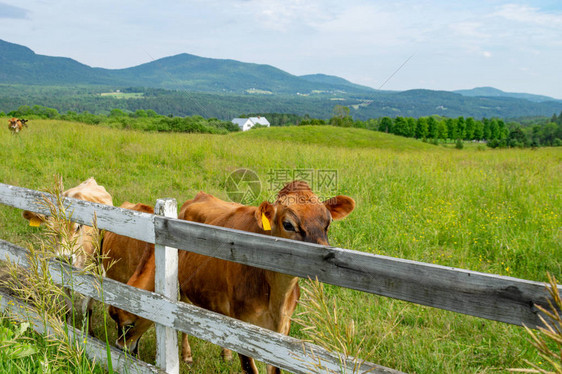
[465, 117, 475, 140]
[134, 109, 148, 118]
[483, 118, 491, 140]
[392, 117, 408, 136]
[473, 120, 484, 140]
[456, 117, 466, 139]
[497, 119, 508, 140]
[379, 117, 393, 133]
[508, 127, 528, 147]
[406, 118, 416, 137]
[541, 122, 559, 145]
[489, 119, 500, 140]
[445, 118, 456, 140]
[415, 117, 428, 139]
[330, 105, 353, 127]
[436, 120, 447, 140]
[427, 116, 437, 139]
[333, 105, 350, 119]
[110, 108, 126, 117]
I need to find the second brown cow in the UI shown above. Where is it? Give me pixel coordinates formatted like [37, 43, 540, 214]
[109, 180, 355, 373]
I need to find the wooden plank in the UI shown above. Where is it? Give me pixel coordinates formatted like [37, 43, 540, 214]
[0, 291, 164, 374]
[0, 239, 401, 374]
[2, 182, 559, 328]
[154, 216, 561, 329]
[0, 183, 155, 243]
[154, 198, 179, 374]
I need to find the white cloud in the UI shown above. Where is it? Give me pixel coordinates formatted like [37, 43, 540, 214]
[495, 3, 562, 26]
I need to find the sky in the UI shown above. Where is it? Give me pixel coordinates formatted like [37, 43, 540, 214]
[1, 0, 562, 99]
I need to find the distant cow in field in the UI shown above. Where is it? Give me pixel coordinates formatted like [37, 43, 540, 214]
[108, 180, 355, 374]
[8, 118, 23, 134]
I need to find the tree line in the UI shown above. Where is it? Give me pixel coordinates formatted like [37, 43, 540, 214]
[2, 105, 239, 134]
[293, 105, 562, 148]
[3, 104, 561, 148]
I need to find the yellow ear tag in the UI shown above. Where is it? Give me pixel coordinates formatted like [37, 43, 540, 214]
[261, 213, 271, 231]
[29, 217, 41, 227]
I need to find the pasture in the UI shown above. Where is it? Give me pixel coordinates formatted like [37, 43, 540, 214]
[0, 119, 561, 373]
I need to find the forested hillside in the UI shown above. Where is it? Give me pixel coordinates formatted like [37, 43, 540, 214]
[1, 39, 562, 119]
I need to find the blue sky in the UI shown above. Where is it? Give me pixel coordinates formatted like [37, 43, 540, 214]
[2, 0, 562, 98]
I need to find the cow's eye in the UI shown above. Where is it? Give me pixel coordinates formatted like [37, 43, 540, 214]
[283, 221, 295, 232]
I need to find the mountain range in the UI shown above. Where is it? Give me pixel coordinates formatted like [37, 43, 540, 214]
[1, 39, 561, 119]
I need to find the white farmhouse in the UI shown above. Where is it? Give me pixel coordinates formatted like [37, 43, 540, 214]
[231, 116, 271, 131]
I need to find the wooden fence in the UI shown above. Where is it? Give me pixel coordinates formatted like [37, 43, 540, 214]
[0, 182, 559, 374]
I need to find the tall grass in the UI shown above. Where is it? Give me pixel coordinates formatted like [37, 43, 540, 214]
[511, 274, 562, 374]
[0, 176, 113, 373]
[0, 119, 561, 372]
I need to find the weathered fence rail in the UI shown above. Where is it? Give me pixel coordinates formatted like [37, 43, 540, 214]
[0, 290, 164, 374]
[0, 182, 559, 374]
[0, 239, 393, 374]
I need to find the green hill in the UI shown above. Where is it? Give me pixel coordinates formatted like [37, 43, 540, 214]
[454, 86, 560, 103]
[109, 54, 375, 94]
[0, 40, 117, 85]
[1, 39, 562, 119]
[0, 39, 374, 95]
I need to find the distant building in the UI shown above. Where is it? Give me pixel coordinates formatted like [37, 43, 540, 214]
[231, 116, 270, 131]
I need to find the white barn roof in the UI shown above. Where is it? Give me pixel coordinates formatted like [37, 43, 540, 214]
[249, 117, 270, 126]
[231, 117, 270, 131]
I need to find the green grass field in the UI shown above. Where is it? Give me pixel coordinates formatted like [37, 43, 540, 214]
[1, 119, 561, 373]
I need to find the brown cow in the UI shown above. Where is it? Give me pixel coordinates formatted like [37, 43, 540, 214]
[109, 181, 355, 373]
[23, 178, 114, 333]
[8, 117, 23, 134]
[23, 178, 113, 269]
[77, 202, 154, 335]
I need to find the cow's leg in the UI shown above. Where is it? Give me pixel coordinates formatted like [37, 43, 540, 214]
[239, 355, 259, 374]
[180, 332, 229, 364]
[181, 333, 193, 364]
[221, 347, 233, 361]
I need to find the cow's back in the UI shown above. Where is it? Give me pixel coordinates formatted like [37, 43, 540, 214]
[64, 177, 113, 206]
[179, 191, 242, 224]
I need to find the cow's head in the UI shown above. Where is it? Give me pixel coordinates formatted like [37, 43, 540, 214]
[256, 180, 355, 245]
[107, 239, 155, 356]
[22, 178, 113, 268]
[8, 118, 22, 132]
[108, 305, 150, 355]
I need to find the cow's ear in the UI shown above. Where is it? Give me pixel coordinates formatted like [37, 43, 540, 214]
[324, 196, 355, 220]
[22, 210, 46, 227]
[256, 201, 276, 230]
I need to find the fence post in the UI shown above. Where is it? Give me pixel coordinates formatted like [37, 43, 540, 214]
[154, 198, 179, 374]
